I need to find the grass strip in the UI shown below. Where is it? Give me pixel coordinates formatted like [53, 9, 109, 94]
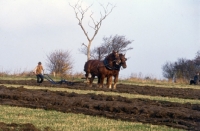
[119, 81, 200, 90]
[0, 105, 183, 131]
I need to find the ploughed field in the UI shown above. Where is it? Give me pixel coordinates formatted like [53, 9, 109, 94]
[0, 79, 200, 131]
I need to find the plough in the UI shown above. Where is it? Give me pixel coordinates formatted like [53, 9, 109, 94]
[43, 74, 74, 86]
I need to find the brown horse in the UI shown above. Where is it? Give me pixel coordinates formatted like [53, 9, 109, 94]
[84, 53, 127, 88]
[84, 50, 120, 88]
[106, 53, 127, 89]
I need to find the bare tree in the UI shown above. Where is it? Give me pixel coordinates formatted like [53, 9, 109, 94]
[90, 46, 108, 60]
[46, 50, 73, 76]
[162, 51, 200, 80]
[88, 35, 133, 60]
[101, 35, 133, 53]
[162, 62, 175, 79]
[69, 1, 115, 61]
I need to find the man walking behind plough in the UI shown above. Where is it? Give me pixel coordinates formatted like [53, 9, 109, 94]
[33, 62, 44, 83]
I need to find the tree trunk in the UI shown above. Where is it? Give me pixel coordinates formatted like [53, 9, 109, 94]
[87, 40, 92, 61]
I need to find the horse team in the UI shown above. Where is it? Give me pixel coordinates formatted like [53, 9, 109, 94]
[84, 50, 127, 89]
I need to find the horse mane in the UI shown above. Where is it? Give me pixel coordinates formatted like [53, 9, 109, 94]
[104, 50, 118, 61]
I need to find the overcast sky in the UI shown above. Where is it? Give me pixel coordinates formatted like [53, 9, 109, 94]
[0, 0, 199, 79]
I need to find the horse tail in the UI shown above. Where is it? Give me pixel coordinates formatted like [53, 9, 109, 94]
[84, 61, 88, 72]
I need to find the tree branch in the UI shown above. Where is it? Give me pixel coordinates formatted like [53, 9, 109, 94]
[69, 1, 115, 60]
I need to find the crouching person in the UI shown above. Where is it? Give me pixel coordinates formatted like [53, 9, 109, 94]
[34, 62, 44, 83]
[190, 72, 199, 85]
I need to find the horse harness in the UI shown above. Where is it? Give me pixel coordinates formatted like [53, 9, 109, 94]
[102, 58, 121, 70]
[90, 58, 121, 71]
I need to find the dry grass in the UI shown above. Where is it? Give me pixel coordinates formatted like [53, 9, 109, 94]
[123, 73, 190, 86]
[0, 69, 192, 86]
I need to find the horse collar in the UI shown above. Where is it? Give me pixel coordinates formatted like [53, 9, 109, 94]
[103, 59, 121, 70]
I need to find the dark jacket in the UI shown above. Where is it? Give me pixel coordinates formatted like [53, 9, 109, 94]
[194, 75, 199, 81]
[194, 75, 199, 84]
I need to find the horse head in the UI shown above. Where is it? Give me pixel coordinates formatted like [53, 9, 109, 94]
[119, 54, 127, 68]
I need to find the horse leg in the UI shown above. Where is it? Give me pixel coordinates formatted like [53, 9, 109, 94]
[106, 77, 109, 88]
[85, 73, 89, 82]
[113, 74, 118, 89]
[84, 73, 91, 88]
[97, 75, 101, 88]
[98, 75, 100, 84]
[99, 75, 105, 88]
[89, 75, 95, 87]
[107, 76, 112, 89]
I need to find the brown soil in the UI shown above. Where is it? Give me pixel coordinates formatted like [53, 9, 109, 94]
[1, 79, 200, 100]
[0, 122, 53, 131]
[0, 80, 200, 131]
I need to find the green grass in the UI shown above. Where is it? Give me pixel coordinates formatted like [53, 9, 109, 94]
[0, 105, 184, 131]
[2, 84, 200, 104]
